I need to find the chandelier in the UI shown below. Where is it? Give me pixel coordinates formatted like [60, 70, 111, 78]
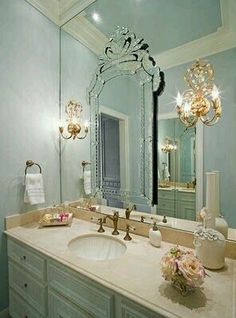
[59, 100, 89, 140]
[176, 59, 222, 127]
[161, 138, 177, 153]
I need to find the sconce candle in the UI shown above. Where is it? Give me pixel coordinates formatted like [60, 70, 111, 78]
[176, 59, 222, 127]
[59, 100, 89, 140]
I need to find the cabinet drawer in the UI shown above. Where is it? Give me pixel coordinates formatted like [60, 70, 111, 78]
[117, 298, 164, 318]
[9, 261, 47, 316]
[9, 288, 43, 318]
[157, 199, 175, 211]
[158, 190, 175, 200]
[48, 261, 114, 318]
[48, 291, 93, 318]
[176, 191, 196, 202]
[8, 239, 46, 281]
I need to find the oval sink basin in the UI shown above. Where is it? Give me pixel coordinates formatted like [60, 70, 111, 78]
[68, 234, 127, 261]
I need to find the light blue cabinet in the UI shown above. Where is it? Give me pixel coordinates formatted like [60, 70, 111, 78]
[7, 238, 167, 318]
[158, 189, 196, 220]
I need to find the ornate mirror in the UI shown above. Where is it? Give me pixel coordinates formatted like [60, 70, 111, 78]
[88, 26, 164, 210]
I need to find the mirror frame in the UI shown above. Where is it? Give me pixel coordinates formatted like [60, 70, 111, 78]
[87, 26, 163, 206]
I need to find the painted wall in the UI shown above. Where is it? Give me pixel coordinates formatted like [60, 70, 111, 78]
[0, 0, 60, 311]
[60, 30, 97, 202]
[159, 48, 236, 228]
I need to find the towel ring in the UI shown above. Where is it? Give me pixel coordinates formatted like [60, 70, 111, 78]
[81, 160, 91, 173]
[25, 160, 42, 175]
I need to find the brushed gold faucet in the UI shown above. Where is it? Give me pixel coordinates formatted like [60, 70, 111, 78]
[125, 204, 136, 219]
[104, 211, 119, 235]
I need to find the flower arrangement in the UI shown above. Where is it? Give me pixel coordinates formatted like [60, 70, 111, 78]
[161, 246, 206, 295]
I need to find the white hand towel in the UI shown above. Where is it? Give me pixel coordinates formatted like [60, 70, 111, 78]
[164, 165, 170, 181]
[24, 173, 45, 205]
[84, 170, 91, 195]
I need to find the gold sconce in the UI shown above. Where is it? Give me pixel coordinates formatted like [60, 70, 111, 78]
[59, 100, 89, 140]
[176, 59, 222, 127]
[161, 138, 177, 153]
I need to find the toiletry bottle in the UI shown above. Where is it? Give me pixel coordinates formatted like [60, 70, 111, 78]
[149, 222, 162, 247]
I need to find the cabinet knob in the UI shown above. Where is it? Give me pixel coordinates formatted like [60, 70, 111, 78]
[24, 283, 28, 288]
[23, 255, 26, 260]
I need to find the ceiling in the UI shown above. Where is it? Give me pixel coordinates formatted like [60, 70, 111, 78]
[25, 0, 236, 69]
[85, 0, 222, 56]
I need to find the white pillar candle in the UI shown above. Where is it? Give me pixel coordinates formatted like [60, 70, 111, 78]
[206, 172, 217, 228]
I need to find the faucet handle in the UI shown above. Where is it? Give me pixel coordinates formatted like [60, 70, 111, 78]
[124, 224, 136, 241]
[90, 217, 106, 233]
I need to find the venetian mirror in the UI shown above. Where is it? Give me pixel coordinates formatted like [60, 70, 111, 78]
[87, 26, 164, 210]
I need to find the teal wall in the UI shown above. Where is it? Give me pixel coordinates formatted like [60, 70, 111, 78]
[60, 30, 97, 202]
[0, 0, 60, 311]
[159, 48, 236, 228]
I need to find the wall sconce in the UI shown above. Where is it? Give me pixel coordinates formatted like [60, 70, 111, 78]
[161, 137, 177, 153]
[59, 100, 89, 140]
[176, 59, 222, 127]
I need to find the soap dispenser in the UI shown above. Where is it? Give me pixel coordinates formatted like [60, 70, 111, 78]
[149, 221, 162, 247]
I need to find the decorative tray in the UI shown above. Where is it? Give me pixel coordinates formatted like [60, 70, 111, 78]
[39, 212, 73, 227]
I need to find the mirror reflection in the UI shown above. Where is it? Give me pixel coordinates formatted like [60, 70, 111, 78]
[158, 117, 196, 221]
[60, 0, 236, 238]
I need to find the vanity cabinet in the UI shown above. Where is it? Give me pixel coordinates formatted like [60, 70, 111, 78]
[7, 238, 47, 318]
[7, 238, 164, 318]
[158, 189, 196, 220]
[48, 260, 114, 318]
[175, 191, 196, 220]
[157, 190, 175, 217]
[116, 297, 164, 318]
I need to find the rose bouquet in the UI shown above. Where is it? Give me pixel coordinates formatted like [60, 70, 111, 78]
[161, 246, 206, 295]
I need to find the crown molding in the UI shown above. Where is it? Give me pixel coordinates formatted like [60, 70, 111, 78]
[24, 0, 60, 24]
[59, 0, 96, 26]
[62, 14, 108, 55]
[155, 0, 236, 70]
[24, 0, 96, 26]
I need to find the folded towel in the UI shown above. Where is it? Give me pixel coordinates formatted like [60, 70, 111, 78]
[84, 170, 91, 195]
[24, 173, 45, 205]
[163, 165, 170, 181]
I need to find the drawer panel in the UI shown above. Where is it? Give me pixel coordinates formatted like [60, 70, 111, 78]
[8, 239, 46, 281]
[9, 261, 47, 316]
[157, 199, 175, 211]
[176, 191, 196, 202]
[158, 190, 175, 200]
[48, 261, 114, 318]
[48, 291, 93, 318]
[9, 288, 43, 318]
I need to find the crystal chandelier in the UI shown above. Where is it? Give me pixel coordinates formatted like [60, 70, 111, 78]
[59, 100, 88, 140]
[176, 59, 222, 127]
[161, 137, 177, 153]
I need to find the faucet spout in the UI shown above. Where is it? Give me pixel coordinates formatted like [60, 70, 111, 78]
[105, 211, 119, 235]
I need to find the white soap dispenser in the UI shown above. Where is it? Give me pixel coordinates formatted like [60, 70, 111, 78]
[149, 221, 162, 247]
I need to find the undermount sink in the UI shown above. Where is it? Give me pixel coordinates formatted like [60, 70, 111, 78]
[68, 234, 127, 261]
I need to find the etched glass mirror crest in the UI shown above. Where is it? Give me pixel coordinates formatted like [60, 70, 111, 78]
[88, 26, 162, 209]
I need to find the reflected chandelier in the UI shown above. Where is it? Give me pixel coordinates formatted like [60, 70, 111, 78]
[161, 137, 177, 153]
[59, 100, 88, 140]
[176, 59, 222, 127]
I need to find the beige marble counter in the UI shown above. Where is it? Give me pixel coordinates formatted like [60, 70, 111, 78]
[5, 218, 236, 318]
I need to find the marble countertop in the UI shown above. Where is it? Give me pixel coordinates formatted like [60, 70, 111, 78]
[5, 218, 236, 318]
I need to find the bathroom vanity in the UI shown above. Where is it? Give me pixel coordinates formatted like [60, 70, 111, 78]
[5, 209, 236, 318]
[158, 189, 196, 220]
